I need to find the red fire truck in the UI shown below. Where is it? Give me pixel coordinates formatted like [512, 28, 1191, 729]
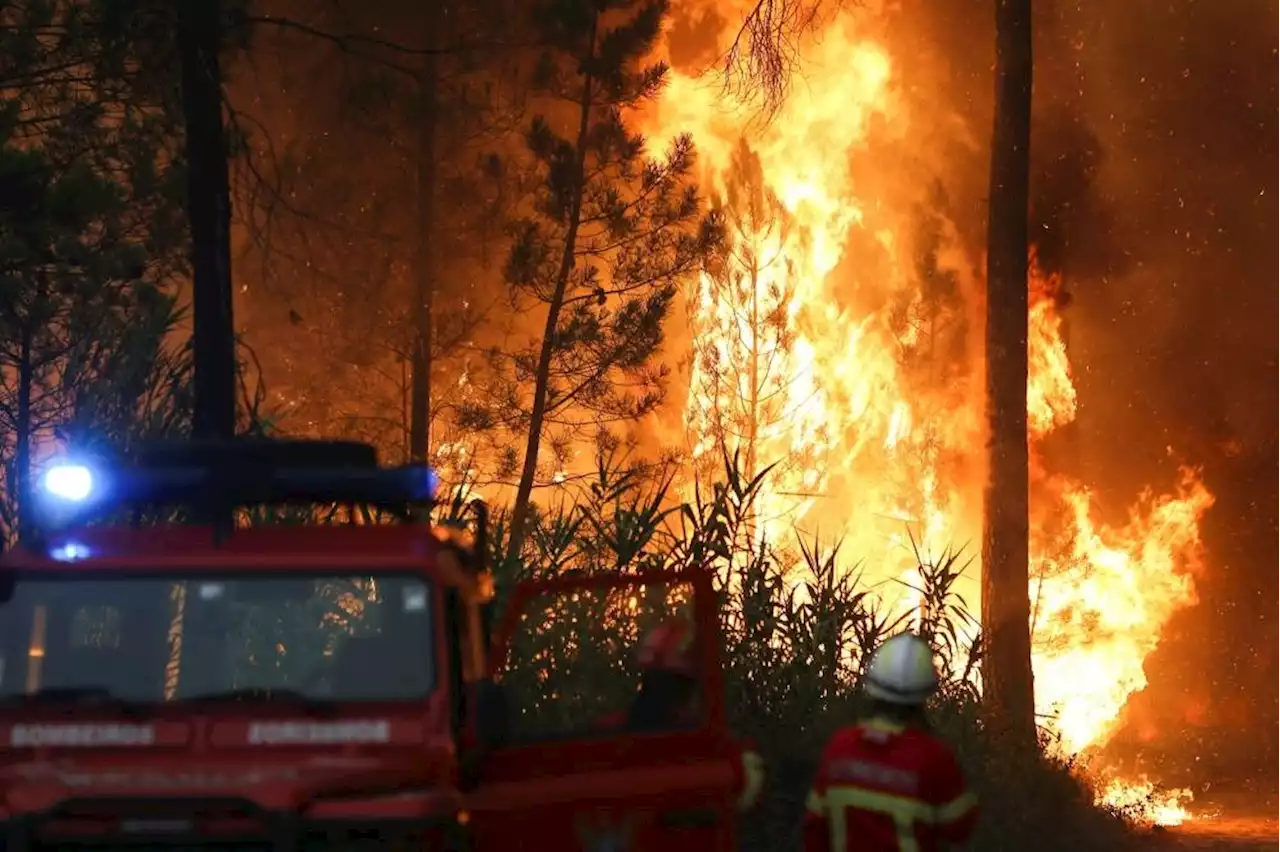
[0, 440, 748, 851]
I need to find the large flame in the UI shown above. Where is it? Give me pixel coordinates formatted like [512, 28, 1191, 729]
[639, 7, 1214, 827]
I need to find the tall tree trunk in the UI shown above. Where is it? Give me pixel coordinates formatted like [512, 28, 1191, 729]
[981, 0, 1037, 751]
[178, 0, 236, 443]
[504, 17, 599, 566]
[14, 321, 33, 544]
[409, 8, 439, 465]
[745, 256, 760, 484]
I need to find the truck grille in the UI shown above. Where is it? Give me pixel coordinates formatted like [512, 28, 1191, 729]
[31, 846, 274, 852]
[25, 840, 395, 851]
[4, 797, 442, 852]
[18, 828, 433, 851]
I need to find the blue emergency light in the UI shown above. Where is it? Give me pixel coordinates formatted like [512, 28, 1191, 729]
[31, 439, 441, 532]
[41, 462, 97, 502]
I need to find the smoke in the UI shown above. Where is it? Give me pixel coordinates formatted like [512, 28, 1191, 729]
[1029, 109, 1128, 284]
[665, 1, 729, 71]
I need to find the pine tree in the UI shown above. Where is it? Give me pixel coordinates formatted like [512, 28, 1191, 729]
[0, 1, 191, 543]
[687, 138, 797, 515]
[490, 0, 720, 563]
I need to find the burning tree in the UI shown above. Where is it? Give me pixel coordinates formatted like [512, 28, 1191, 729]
[491, 0, 721, 562]
[982, 0, 1038, 751]
[689, 140, 792, 479]
[686, 138, 820, 534]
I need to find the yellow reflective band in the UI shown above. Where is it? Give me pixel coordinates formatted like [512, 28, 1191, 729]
[861, 718, 906, 734]
[822, 786, 940, 852]
[737, 751, 766, 812]
[805, 789, 825, 815]
[936, 790, 977, 824]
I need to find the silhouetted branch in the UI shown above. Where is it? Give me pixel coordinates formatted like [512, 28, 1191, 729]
[721, 0, 848, 113]
[245, 14, 534, 78]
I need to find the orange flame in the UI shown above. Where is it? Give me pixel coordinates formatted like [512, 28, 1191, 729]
[639, 8, 1214, 826]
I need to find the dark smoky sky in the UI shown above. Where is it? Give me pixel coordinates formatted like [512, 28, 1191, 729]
[1026, 0, 1276, 792]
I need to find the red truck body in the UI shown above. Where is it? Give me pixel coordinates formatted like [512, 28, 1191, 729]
[1, 509, 745, 850]
[0, 525, 476, 849]
[467, 569, 743, 852]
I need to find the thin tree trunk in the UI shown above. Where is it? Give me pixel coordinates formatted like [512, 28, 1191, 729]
[409, 8, 439, 465]
[746, 257, 760, 483]
[981, 0, 1037, 751]
[14, 322, 33, 544]
[178, 0, 236, 443]
[505, 17, 599, 565]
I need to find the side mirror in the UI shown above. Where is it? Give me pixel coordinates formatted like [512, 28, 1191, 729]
[469, 499, 488, 574]
[458, 679, 508, 792]
[473, 679, 510, 749]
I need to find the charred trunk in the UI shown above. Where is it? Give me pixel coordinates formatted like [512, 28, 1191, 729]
[981, 0, 1038, 750]
[409, 10, 439, 465]
[745, 257, 760, 484]
[178, 0, 236, 443]
[14, 321, 33, 544]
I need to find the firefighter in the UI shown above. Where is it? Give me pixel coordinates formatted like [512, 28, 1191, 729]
[627, 619, 701, 731]
[604, 618, 767, 811]
[803, 632, 978, 852]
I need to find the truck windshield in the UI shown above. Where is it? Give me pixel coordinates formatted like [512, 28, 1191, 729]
[0, 572, 434, 705]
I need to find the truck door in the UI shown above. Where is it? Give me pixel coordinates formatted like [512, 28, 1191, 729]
[466, 569, 740, 852]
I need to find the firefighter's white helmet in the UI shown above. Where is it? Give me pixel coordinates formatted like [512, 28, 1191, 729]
[863, 633, 939, 705]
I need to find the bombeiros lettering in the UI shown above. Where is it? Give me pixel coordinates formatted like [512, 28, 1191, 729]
[247, 719, 391, 745]
[7, 723, 155, 747]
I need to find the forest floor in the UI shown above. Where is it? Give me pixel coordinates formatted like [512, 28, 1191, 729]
[1158, 814, 1277, 851]
[1162, 788, 1280, 849]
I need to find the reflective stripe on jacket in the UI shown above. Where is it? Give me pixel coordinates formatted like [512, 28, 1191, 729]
[802, 717, 978, 852]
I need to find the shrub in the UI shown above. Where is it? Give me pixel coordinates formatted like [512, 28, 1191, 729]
[487, 447, 1145, 851]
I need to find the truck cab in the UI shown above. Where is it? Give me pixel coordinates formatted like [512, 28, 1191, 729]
[0, 439, 749, 851]
[0, 440, 491, 849]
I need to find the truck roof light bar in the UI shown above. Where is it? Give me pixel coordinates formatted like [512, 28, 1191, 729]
[32, 440, 441, 530]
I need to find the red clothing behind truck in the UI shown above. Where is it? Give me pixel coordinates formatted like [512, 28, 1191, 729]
[599, 619, 766, 813]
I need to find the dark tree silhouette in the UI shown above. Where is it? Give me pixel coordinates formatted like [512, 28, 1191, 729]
[981, 0, 1037, 751]
[496, 0, 720, 563]
[0, 0, 194, 542]
[178, 0, 236, 442]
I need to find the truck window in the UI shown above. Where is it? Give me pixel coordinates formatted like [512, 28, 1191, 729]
[495, 579, 701, 742]
[0, 572, 436, 704]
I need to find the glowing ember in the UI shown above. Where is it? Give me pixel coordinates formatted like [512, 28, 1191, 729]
[639, 5, 1215, 825]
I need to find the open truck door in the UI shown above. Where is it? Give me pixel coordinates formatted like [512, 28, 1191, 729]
[465, 568, 742, 852]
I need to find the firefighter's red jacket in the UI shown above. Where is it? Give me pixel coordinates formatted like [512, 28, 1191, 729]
[803, 717, 978, 852]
